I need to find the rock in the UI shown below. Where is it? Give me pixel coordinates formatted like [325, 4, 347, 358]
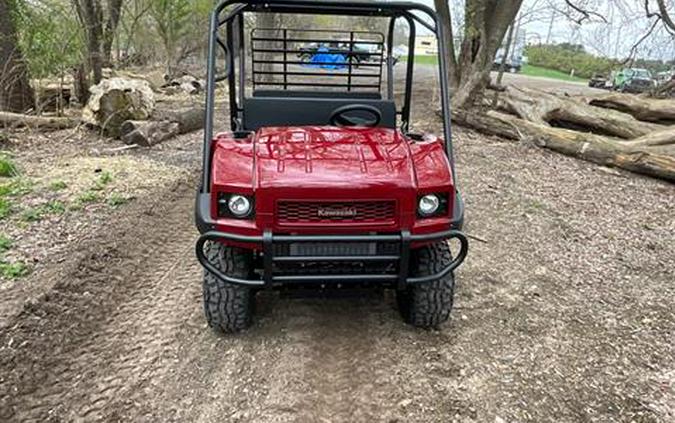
[162, 74, 204, 95]
[82, 77, 155, 138]
[397, 399, 412, 408]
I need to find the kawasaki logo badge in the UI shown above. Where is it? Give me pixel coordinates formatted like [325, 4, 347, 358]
[317, 207, 358, 218]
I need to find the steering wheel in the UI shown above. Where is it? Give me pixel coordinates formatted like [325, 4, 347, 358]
[329, 104, 382, 128]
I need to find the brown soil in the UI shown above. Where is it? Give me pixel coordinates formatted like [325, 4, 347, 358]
[0, 73, 673, 422]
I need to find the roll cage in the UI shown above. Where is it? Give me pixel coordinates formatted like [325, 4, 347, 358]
[202, 0, 455, 193]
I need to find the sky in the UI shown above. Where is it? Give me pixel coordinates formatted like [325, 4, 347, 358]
[415, 0, 675, 61]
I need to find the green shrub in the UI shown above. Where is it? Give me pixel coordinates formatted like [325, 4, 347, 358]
[525, 44, 618, 79]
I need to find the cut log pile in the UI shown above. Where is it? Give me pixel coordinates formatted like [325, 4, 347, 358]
[453, 86, 675, 182]
[120, 107, 205, 147]
[1, 77, 204, 147]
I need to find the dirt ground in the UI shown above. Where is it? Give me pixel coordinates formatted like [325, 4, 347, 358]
[0, 71, 673, 422]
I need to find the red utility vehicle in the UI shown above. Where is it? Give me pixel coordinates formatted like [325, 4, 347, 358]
[196, 0, 468, 332]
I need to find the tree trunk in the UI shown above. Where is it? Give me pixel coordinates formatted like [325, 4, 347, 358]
[73, 0, 104, 84]
[102, 0, 123, 67]
[0, 0, 35, 112]
[74, 0, 122, 83]
[437, 0, 523, 109]
[72, 63, 90, 104]
[257, 13, 278, 84]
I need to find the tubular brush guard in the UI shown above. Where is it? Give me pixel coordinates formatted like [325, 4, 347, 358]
[195, 230, 468, 289]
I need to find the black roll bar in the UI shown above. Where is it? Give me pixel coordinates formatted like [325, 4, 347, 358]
[202, 0, 454, 193]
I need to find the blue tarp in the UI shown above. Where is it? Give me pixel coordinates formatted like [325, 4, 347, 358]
[308, 47, 347, 70]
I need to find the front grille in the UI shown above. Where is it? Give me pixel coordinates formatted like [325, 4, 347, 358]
[274, 241, 399, 257]
[277, 201, 396, 225]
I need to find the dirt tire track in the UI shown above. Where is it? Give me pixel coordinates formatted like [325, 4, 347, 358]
[0, 176, 200, 421]
[0, 119, 673, 422]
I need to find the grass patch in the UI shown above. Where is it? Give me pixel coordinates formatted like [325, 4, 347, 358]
[0, 155, 18, 177]
[21, 207, 43, 222]
[400, 55, 438, 65]
[107, 193, 129, 207]
[49, 180, 67, 191]
[0, 198, 12, 219]
[77, 190, 100, 204]
[521, 65, 586, 82]
[21, 200, 67, 222]
[402, 58, 586, 83]
[0, 235, 12, 252]
[0, 261, 28, 279]
[43, 200, 66, 215]
[0, 179, 32, 198]
[92, 171, 113, 191]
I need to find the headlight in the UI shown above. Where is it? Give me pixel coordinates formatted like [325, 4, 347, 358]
[227, 195, 252, 217]
[418, 194, 440, 216]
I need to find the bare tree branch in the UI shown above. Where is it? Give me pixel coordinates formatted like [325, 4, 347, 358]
[563, 0, 608, 24]
[623, 18, 661, 65]
[656, 0, 675, 32]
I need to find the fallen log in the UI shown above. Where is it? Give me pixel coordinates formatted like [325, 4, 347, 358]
[153, 107, 204, 133]
[589, 93, 675, 124]
[0, 111, 79, 130]
[452, 109, 675, 182]
[618, 126, 675, 156]
[495, 86, 662, 139]
[120, 107, 204, 147]
[119, 120, 180, 147]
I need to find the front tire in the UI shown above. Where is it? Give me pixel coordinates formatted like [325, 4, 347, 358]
[202, 242, 255, 333]
[397, 241, 455, 329]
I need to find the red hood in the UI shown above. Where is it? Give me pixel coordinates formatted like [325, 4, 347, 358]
[210, 126, 454, 233]
[254, 126, 416, 191]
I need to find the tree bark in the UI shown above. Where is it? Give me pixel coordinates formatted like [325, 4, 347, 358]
[120, 120, 180, 146]
[496, 86, 663, 139]
[102, 0, 123, 66]
[120, 107, 205, 147]
[73, 0, 124, 84]
[445, 0, 524, 109]
[589, 93, 675, 124]
[102, 0, 123, 67]
[0, 0, 35, 112]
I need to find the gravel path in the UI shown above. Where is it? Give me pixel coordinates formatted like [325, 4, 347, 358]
[0, 113, 673, 421]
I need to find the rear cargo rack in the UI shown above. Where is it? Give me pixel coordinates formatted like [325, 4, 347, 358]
[250, 28, 385, 92]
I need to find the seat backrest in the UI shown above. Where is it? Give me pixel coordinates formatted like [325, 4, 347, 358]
[242, 96, 396, 131]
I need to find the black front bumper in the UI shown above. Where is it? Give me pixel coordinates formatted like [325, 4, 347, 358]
[195, 229, 468, 289]
[194, 192, 468, 289]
